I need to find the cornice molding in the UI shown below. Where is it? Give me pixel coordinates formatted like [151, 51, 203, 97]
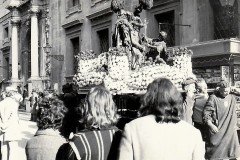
[62, 19, 84, 29]
[6, 0, 29, 10]
[152, 0, 179, 9]
[87, 7, 112, 20]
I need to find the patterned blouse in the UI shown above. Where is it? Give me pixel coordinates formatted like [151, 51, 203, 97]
[57, 127, 121, 160]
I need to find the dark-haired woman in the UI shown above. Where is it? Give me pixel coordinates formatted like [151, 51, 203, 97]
[25, 93, 67, 160]
[118, 78, 205, 160]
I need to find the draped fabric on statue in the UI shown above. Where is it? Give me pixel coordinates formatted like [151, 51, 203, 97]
[204, 94, 240, 159]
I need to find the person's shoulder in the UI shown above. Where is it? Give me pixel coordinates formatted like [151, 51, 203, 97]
[26, 133, 66, 149]
[25, 136, 41, 148]
[0, 97, 12, 105]
[227, 94, 237, 101]
[126, 115, 155, 127]
[178, 120, 201, 134]
[74, 127, 119, 136]
[195, 93, 209, 101]
[208, 93, 217, 99]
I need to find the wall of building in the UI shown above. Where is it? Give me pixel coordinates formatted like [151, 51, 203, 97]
[50, 0, 116, 90]
[197, 0, 214, 42]
[180, 0, 199, 44]
[1, 0, 237, 92]
[0, 0, 11, 84]
[48, 0, 219, 91]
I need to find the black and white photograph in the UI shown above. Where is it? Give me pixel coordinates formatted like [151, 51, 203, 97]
[0, 0, 240, 159]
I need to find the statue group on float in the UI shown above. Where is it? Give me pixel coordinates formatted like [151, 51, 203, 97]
[111, 0, 167, 70]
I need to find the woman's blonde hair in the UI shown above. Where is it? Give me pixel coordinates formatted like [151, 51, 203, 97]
[81, 86, 118, 130]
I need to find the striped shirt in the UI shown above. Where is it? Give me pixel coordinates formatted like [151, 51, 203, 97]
[69, 127, 120, 160]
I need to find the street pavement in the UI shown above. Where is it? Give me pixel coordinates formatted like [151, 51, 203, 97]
[17, 111, 38, 160]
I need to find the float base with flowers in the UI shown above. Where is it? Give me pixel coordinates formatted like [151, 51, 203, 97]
[73, 47, 194, 95]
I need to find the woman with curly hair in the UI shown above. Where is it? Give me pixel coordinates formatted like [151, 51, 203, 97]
[118, 78, 205, 160]
[58, 85, 120, 160]
[25, 93, 67, 160]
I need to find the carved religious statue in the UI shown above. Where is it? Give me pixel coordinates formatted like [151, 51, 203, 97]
[142, 31, 168, 64]
[111, 0, 153, 70]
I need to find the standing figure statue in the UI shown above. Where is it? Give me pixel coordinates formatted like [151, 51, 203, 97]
[112, 0, 147, 70]
[130, 6, 145, 70]
[111, 0, 133, 49]
[111, 0, 154, 70]
[111, 0, 134, 69]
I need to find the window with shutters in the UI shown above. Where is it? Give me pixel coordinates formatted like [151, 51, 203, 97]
[97, 29, 109, 53]
[3, 27, 8, 39]
[2, 27, 9, 45]
[155, 10, 175, 47]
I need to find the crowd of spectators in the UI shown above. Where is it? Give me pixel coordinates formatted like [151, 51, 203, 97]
[0, 77, 239, 160]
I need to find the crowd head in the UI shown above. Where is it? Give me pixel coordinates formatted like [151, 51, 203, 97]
[217, 80, 230, 97]
[37, 93, 67, 130]
[5, 86, 18, 97]
[196, 78, 208, 94]
[139, 78, 183, 123]
[182, 77, 196, 92]
[80, 85, 119, 130]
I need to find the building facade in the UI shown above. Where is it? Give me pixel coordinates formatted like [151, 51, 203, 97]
[0, 0, 239, 93]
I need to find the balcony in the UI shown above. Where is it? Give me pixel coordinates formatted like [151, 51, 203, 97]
[166, 38, 240, 68]
[187, 38, 240, 58]
[168, 38, 240, 57]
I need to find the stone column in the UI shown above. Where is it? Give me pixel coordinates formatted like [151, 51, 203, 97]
[28, 5, 43, 92]
[30, 6, 40, 80]
[10, 15, 21, 87]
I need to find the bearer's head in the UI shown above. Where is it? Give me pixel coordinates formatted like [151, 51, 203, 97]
[196, 78, 208, 95]
[182, 77, 196, 94]
[217, 80, 230, 97]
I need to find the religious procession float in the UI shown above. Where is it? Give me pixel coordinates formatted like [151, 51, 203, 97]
[73, 0, 194, 95]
